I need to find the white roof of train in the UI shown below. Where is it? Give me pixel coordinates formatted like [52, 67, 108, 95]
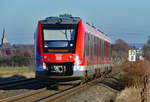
[83, 22, 112, 43]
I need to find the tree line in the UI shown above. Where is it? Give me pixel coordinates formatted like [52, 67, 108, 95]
[0, 43, 34, 67]
[0, 38, 149, 68]
[143, 37, 150, 61]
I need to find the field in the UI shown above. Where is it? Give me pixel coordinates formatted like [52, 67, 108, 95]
[0, 67, 35, 78]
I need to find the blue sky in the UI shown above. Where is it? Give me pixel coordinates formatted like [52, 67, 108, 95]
[0, 0, 150, 44]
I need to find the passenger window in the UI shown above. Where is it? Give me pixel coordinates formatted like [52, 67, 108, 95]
[94, 37, 97, 56]
[105, 41, 108, 57]
[99, 38, 101, 56]
[90, 36, 93, 60]
[107, 43, 109, 58]
[86, 33, 89, 56]
[101, 40, 104, 59]
[104, 41, 106, 57]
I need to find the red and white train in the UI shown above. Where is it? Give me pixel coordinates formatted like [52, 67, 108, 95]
[35, 17, 112, 83]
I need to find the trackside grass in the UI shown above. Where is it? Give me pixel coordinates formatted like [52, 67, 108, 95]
[0, 67, 34, 76]
[121, 60, 150, 87]
[114, 60, 150, 102]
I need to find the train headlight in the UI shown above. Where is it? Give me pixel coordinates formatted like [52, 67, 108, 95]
[69, 55, 73, 58]
[74, 56, 81, 65]
[40, 62, 46, 69]
[44, 56, 47, 59]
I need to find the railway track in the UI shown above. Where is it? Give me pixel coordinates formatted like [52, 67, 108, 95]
[0, 82, 77, 102]
[0, 78, 37, 89]
[40, 77, 106, 102]
[0, 76, 110, 102]
[0, 69, 121, 102]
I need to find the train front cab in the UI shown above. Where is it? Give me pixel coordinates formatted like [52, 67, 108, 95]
[35, 19, 87, 82]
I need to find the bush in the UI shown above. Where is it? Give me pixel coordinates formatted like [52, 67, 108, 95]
[0, 53, 34, 67]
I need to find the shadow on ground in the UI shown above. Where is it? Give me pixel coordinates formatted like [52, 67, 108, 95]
[99, 77, 125, 91]
[0, 75, 27, 82]
[0, 74, 125, 91]
[0, 75, 45, 90]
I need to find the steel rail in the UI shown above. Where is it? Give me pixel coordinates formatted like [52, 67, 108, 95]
[0, 88, 47, 102]
[39, 77, 105, 102]
[39, 71, 118, 102]
[0, 70, 116, 102]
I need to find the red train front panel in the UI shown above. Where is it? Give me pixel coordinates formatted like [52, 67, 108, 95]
[35, 17, 86, 79]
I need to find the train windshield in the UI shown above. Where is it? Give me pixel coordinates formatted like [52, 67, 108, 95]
[44, 29, 76, 41]
[42, 24, 78, 53]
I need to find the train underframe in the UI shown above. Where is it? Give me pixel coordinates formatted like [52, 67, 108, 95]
[36, 63, 112, 86]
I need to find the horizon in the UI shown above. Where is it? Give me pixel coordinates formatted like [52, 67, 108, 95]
[2, 39, 146, 47]
[0, 0, 150, 44]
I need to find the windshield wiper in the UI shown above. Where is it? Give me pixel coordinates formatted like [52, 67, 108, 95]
[59, 30, 68, 40]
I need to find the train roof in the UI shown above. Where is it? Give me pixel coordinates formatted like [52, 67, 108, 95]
[40, 17, 81, 25]
[40, 16, 111, 43]
[83, 22, 112, 43]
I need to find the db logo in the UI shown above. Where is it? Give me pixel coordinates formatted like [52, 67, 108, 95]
[55, 54, 62, 60]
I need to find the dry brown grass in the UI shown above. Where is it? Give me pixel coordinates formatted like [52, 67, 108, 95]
[114, 60, 150, 102]
[0, 67, 35, 78]
[115, 87, 141, 102]
[120, 60, 150, 88]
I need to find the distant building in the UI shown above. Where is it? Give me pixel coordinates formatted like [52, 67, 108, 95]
[1, 28, 7, 46]
[136, 47, 144, 60]
[0, 28, 11, 48]
[0, 28, 11, 56]
[128, 50, 136, 61]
